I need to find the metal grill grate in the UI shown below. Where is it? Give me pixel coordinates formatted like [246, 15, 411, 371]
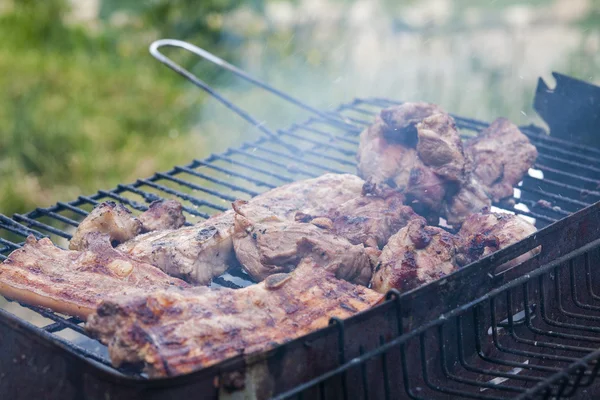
[1, 95, 600, 377]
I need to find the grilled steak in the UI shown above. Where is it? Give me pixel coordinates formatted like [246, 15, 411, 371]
[232, 201, 373, 285]
[86, 257, 382, 377]
[117, 173, 397, 285]
[69, 200, 186, 251]
[456, 209, 538, 271]
[0, 234, 189, 319]
[416, 113, 467, 183]
[370, 217, 458, 294]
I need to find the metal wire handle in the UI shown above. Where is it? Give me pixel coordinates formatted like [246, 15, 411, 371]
[149, 39, 354, 154]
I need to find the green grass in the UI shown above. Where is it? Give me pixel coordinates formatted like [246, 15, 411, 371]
[0, 1, 207, 215]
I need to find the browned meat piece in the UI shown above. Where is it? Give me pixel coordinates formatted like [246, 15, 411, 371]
[456, 210, 538, 271]
[443, 177, 492, 226]
[118, 211, 235, 285]
[404, 158, 449, 224]
[357, 116, 419, 190]
[379, 102, 446, 147]
[138, 199, 186, 232]
[232, 201, 373, 285]
[118, 174, 367, 285]
[466, 118, 538, 202]
[357, 102, 444, 190]
[296, 187, 417, 249]
[371, 217, 458, 294]
[70, 201, 142, 250]
[70, 200, 187, 251]
[86, 258, 383, 377]
[416, 113, 467, 182]
[0, 234, 189, 319]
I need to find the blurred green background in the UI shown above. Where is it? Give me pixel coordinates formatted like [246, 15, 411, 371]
[1, 0, 599, 217]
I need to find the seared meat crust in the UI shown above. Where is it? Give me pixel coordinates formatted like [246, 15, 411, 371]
[466, 118, 538, 203]
[70, 201, 142, 250]
[70, 200, 186, 251]
[370, 217, 458, 294]
[86, 258, 382, 377]
[138, 199, 186, 233]
[456, 209, 538, 270]
[232, 201, 373, 285]
[0, 234, 189, 319]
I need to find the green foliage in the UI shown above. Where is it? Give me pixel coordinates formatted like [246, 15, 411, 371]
[0, 0, 207, 215]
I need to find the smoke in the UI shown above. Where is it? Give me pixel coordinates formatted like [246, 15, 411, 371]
[189, 0, 596, 150]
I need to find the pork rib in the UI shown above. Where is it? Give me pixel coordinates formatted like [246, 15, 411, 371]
[86, 257, 382, 377]
[0, 234, 189, 319]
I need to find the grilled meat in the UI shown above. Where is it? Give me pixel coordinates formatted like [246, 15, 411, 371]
[456, 209, 538, 270]
[232, 201, 373, 285]
[357, 103, 444, 190]
[118, 211, 235, 285]
[138, 199, 186, 233]
[69, 200, 186, 251]
[416, 113, 467, 183]
[466, 118, 538, 203]
[404, 158, 449, 224]
[118, 174, 368, 285]
[357, 103, 469, 224]
[443, 177, 492, 226]
[86, 257, 382, 377]
[0, 234, 189, 319]
[295, 186, 417, 249]
[371, 217, 458, 294]
[70, 201, 142, 250]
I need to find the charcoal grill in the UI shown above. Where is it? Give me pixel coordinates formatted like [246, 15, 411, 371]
[1, 39, 600, 399]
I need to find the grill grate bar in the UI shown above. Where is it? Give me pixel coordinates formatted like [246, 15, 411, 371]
[210, 154, 293, 184]
[55, 201, 90, 217]
[253, 145, 347, 175]
[175, 165, 260, 196]
[193, 157, 284, 187]
[153, 172, 238, 202]
[136, 179, 228, 213]
[12, 214, 73, 240]
[229, 147, 315, 178]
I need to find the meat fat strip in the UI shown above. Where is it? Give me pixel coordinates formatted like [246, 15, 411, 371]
[0, 233, 189, 319]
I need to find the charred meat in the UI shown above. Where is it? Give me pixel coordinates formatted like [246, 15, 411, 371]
[466, 118, 538, 203]
[118, 211, 235, 285]
[357, 103, 444, 190]
[118, 173, 405, 285]
[0, 234, 189, 319]
[370, 217, 458, 294]
[138, 199, 187, 233]
[232, 201, 373, 285]
[296, 186, 417, 249]
[70, 201, 142, 250]
[86, 257, 382, 377]
[456, 209, 538, 270]
[69, 200, 186, 251]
